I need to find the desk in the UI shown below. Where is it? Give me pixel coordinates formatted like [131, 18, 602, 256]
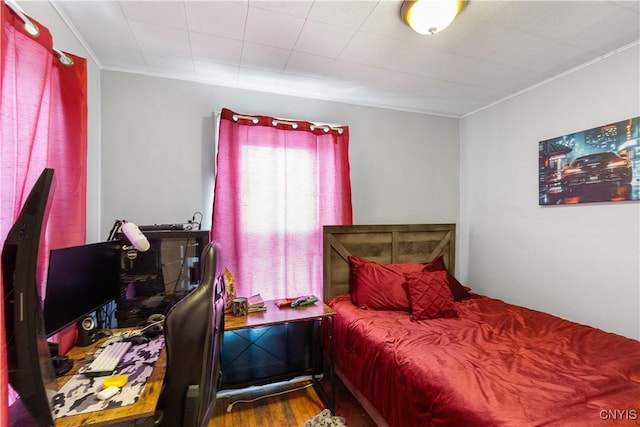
[223, 300, 336, 412]
[54, 333, 166, 427]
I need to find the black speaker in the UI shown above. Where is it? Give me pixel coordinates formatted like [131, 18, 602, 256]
[77, 316, 97, 347]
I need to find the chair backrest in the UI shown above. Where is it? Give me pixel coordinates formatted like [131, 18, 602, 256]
[157, 241, 225, 427]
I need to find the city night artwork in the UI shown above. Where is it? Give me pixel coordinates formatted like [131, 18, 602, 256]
[539, 117, 639, 205]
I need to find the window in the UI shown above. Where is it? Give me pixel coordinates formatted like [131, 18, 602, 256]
[212, 109, 352, 300]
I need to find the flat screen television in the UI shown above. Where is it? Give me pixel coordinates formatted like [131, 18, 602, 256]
[44, 241, 122, 337]
[2, 168, 57, 426]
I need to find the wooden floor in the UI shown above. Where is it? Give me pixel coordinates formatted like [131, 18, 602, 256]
[210, 376, 377, 427]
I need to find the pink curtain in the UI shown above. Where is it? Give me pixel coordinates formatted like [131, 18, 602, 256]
[213, 108, 352, 300]
[1, 3, 87, 423]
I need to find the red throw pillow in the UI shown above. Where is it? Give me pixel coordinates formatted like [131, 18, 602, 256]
[404, 270, 457, 320]
[424, 255, 472, 301]
[349, 256, 425, 311]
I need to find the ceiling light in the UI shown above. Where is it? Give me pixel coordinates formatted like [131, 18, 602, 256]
[401, 0, 467, 35]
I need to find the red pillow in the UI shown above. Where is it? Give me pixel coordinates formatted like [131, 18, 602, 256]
[424, 255, 471, 301]
[349, 256, 425, 310]
[404, 270, 457, 320]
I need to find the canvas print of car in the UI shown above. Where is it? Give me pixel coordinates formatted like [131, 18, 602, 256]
[538, 117, 639, 205]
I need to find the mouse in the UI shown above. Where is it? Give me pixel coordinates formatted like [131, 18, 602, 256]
[96, 386, 121, 400]
[125, 335, 149, 345]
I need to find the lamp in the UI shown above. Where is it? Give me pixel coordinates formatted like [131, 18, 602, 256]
[401, 0, 467, 35]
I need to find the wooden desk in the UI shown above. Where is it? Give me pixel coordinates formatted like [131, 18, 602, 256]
[223, 300, 336, 412]
[54, 334, 166, 427]
[224, 299, 336, 331]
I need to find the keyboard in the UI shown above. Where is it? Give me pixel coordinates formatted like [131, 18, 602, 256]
[84, 341, 132, 377]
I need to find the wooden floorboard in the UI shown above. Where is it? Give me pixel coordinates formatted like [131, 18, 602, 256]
[210, 377, 377, 426]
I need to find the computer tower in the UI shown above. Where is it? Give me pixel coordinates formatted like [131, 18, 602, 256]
[115, 230, 210, 327]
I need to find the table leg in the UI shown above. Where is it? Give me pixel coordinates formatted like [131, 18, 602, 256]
[310, 317, 335, 414]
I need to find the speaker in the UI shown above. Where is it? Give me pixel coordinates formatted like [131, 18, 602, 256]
[77, 317, 97, 347]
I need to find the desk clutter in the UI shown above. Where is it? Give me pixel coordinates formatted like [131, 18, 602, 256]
[274, 295, 319, 308]
[51, 335, 164, 420]
[229, 294, 320, 316]
[230, 293, 265, 316]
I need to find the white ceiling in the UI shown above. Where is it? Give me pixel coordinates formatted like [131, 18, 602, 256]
[52, 0, 640, 117]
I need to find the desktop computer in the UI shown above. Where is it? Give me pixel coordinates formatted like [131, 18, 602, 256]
[115, 230, 210, 327]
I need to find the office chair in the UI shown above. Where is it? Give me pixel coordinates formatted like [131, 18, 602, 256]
[155, 242, 226, 427]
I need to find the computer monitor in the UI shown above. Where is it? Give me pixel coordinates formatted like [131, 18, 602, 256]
[44, 241, 122, 337]
[2, 168, 57, 427]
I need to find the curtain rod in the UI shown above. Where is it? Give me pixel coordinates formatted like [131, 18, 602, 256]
[230, 112, 345, 135]
[5, 0, 74, 66]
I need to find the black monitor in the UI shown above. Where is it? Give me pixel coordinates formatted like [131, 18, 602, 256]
[43, 241, 122, 337]
[2, 168, 56, 427]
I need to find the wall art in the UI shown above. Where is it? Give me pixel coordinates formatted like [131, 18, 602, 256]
[539, 117, 639, 205]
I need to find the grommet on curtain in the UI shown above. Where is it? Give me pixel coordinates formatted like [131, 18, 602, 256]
[6, 0, 40, 37]
[272, 119, 298, 129]
[23, 20, 39, 37]
[54, 48, 74, 66]
[232, 114, 259, 124]
[311, 125, 342, 134]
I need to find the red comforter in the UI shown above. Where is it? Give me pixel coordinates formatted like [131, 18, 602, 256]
[328, 295, 640, 427]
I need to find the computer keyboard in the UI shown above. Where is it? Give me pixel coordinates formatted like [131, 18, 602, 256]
[84, 341, 132, 377]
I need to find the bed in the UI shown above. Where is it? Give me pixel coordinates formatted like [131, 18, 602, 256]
[323, 224, 640, 427]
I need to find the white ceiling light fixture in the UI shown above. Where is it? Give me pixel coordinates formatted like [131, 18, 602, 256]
[401, 0, 467, 35]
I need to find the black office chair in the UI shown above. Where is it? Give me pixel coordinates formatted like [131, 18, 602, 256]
[155, 242, 226, 427]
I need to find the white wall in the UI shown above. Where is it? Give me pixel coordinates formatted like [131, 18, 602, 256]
[460, 46, 640, 339]
[100, 71, 460, 237]
[20, 1, 103, 242]
[21, 0, 638, 340]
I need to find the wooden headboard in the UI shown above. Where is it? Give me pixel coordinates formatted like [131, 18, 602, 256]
[323, 224, 456, 301]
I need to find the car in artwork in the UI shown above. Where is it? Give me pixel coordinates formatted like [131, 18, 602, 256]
[561, 152, 632, 190]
